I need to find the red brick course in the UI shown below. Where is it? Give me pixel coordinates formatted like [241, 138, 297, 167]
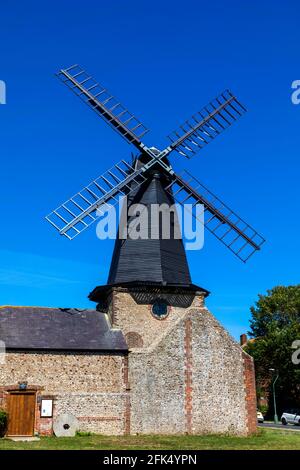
[122, 355, 131, 435]
[184, 317, 193, 434]
[77, 416, 121, 422]
[243, 351, 257, 435]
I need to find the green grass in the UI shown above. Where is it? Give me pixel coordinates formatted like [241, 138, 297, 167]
[0, 429, 299, 450]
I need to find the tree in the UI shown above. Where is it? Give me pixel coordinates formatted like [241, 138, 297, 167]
[245, 285, 300, 416]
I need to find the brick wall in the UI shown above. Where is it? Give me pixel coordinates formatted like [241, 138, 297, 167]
[35, 394, 53, 436]
[243, 351, 257, 434]
[184, 317, 193, 433]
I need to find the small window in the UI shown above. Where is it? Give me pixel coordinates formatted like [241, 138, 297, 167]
[125, 332, 143, 348]
[151, 300, 169, 320]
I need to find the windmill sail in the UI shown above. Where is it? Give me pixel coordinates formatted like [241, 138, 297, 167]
[47, 66, 265, 263]
[167, 90, 246, 158]
[165, 170, 265, 262]
[57, 65, 149, 147]
[46, 158, 147, 239]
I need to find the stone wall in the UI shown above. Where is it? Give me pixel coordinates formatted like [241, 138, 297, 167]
[188, 307, 249, 434]
[0, 351, 128, 435]
[0, 288, 257, 436]
[110, 288, 203, 349]
[111, 288, 257, 436]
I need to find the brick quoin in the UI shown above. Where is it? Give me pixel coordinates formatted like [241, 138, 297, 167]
[34, 392, 54, 436]
[77, 416, 120, 422]
[122, 355, 131, 435]
[184, 317, 193, 434]
[243, 351, 257, 435]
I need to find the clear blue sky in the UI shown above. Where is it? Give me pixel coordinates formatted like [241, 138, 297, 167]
[0, 0, 299, 339]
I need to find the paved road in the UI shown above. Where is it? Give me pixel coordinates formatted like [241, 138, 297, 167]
[259, 422, 300, 432]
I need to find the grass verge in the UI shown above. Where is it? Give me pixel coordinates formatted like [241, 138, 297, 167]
[0, 429, 299, 450]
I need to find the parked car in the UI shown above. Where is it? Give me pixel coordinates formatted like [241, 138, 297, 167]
[281, 409, 300, 425]
[257, 410, 264, 423]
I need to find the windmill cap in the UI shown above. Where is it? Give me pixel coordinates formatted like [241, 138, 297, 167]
[149, 146, 161, 155]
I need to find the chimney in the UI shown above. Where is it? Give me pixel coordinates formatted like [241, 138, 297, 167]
[240, 333, 247, 346]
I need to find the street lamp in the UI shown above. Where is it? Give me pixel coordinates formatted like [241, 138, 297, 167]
[269, 368, 279, 424]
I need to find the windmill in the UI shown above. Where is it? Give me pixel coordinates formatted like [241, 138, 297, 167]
[46, 65, 265, 289]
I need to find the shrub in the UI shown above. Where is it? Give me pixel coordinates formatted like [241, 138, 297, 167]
[0, 410, 8, 437]
[258, 404, 269, 416]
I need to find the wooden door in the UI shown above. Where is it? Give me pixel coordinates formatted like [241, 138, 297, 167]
[7, 392, 36, 436]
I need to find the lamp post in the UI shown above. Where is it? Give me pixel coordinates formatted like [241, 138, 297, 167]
[269, 368, 279, 424]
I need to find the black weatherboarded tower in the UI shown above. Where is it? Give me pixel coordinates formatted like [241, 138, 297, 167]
[107, 159, 192, 286]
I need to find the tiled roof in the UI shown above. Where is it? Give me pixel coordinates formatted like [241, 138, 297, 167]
[0, 306, 127, 352]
